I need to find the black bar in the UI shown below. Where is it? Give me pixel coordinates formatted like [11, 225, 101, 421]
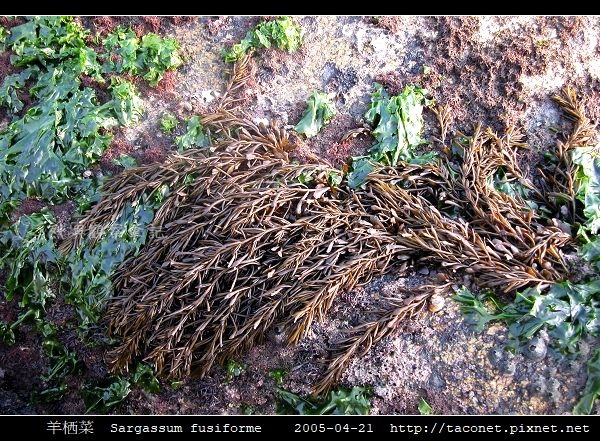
[1, 415, 597, 438]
